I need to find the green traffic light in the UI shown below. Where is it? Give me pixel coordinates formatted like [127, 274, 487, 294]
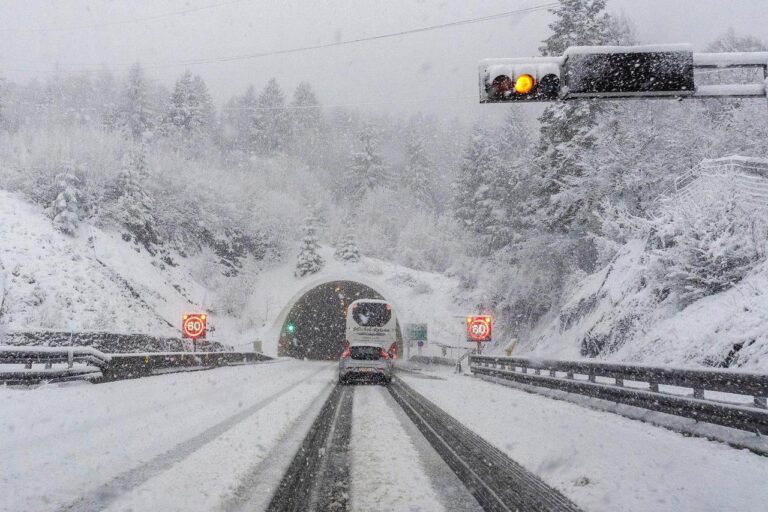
[287, 323, 296, 333]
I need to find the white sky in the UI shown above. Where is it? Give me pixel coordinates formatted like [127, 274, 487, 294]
[1, 0, 767, 118]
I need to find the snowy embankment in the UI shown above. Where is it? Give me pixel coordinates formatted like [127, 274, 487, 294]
[527, 237, 768, 370]
[0, 190, 207, 336]
[524, 156, 768, 370]
[402, 368, 768, 512]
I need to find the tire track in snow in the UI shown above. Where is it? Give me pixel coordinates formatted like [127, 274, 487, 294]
[267, 383, 354, 512]
[56, 364, 330, 512]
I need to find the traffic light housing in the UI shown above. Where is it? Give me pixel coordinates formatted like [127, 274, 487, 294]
[479, 57, 563, 102]
[480, 45, 699, 103]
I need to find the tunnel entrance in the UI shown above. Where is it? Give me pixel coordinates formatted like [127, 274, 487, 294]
[278, 280, 403, 360]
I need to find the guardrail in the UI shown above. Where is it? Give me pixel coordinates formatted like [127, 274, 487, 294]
[470, 355, 768, 434]
[0, 346, 271, 385]
[102, 352, 271, 381]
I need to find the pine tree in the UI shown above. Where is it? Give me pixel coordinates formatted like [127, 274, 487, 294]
[531, 0, 613, 270]
[334, 227, 361, 262]
[535, 0, 612, 227]
[51, 165, 81, 235]
[295, 216, 324, 277]
[289, 81, 323, 157]
[163, 70, 212, 136]
[345, 123, 387, 200]
[403, 126, 437, 210]
[112, 147, 159, 249]
[224, 86, 258, 153]
[252, 78, 289, 154]
[451, 125, 503, 254]
[120, 63, 154, 141]
[655, 195, 765, 307]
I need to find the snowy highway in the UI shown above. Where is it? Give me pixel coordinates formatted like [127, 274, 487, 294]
[3, 362, 768, 512]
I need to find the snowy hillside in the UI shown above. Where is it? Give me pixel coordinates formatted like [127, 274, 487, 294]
[526, 211, 768, 370]
[0, 190, 207, 336]
[0, 191, 465, 355]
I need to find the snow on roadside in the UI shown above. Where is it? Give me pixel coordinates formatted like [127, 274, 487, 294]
[103, 364, 334, 512]
[0, 361, 331, 512]
[401, 370, 768, 512]
[350, 385, 446, 512]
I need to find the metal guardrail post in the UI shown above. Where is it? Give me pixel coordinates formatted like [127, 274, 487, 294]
[755, 397, 767, 409]
[649, 381, 659, 392]
[693, 388, 705, 399]
[588, 374, 596, 383]
[615, 378, 624, 387]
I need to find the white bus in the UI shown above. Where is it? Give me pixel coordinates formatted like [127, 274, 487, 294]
[345, 299, 398, 354]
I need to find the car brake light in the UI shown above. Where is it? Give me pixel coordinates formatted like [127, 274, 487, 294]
[380, 348, 389, 359]
[341, 347, 350, 359]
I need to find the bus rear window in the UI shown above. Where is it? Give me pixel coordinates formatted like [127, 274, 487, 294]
[352, 302, 391, 327]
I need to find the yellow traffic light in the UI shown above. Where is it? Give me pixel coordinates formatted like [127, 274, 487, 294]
[514, 74, 536, 94]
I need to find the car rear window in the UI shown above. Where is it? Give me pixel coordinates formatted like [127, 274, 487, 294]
[352, 302, 391, 327]
[350, 346, 381, 360]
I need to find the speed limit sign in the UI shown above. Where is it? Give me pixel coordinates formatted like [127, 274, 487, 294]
[182, 313, 207, 339]
[467, 315, 492, 343]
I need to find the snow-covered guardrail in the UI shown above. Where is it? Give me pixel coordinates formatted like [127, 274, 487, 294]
[0, 345, 111, 384]
[0, 346, 272, 384]
[470, 355, 768, 434]
[102, 351, 272, 381]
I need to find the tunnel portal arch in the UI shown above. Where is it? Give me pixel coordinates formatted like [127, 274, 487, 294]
[277, 280, 403, 360]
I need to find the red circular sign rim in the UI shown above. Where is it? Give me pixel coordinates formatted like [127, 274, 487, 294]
[467, 318, 491, 342]
[183, 316, 206, 338]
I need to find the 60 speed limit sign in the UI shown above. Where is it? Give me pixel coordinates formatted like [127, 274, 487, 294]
[182, 313, 207, 339]
[467, 315, 492, 343]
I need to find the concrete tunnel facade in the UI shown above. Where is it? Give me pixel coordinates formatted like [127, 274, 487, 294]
[277, 280, 404, 360]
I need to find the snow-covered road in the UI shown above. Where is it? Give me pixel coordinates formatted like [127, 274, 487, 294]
[401, 366, 768, 512]
[1, 361, 335, 512]
[5, 361, 768, 512]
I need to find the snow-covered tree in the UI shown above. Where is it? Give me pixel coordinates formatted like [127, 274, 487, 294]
[252, 78, 290, 154]
[295, 215, 324, 277]
[451, 125, 506, 255]
[163, 70, 213, 137]
[535, 0, 612, 225]
[223, 85, 258, 153]
[119, 63, 154, 140]
[334, 226, 361, 262]
[289, 81, 323, 157]
[51, 165, 81, 235]
[403, 126, 437, 210]
[111, 147, 159, 249]
[654, 195, 766, 306]
[345, 123, 387, 200]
